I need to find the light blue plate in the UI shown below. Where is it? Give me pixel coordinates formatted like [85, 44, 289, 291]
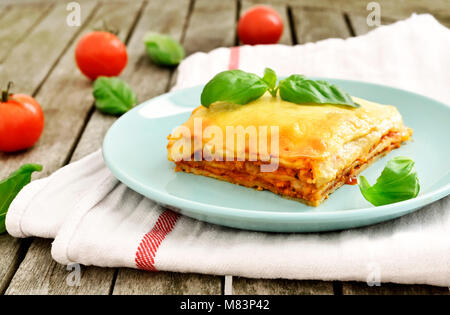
[103, 79, 450, 232]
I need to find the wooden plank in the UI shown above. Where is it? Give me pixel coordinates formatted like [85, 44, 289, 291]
[0, 0, 96, 175]
[349, 12, 450, 37]
[233, 277, 334, 295]
[0, 1, 94, 101]
[14, 0, 450, 18]
[435, 14, 450, 29]
[346, 14, 399, 36]
[0, 2, 53, 63]
[346, 14, 376, 36]
[3, 0, 57, 4]
[0, 235, 23, 294]
[240, 0, 292, 45]
[183, 0, 237, 55]
[247, 0, 450, 18]
[291, 7, 351, 44]
[0, 0, 99, 294]
[113, 269, 222, 295]
[2, 1, 145, 295]
[342, 281, 450, 295]
[4, 0, 73, 3]
[0, 0, 146, 180]
[5, 239, 114, 295]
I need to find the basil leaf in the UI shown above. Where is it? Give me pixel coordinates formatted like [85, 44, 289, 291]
[279, 75, 360, 108]
[93, 77, 137, 115]
[0, 164, 42, 234]
[0, 213, 6, 234]
[143, 32, 185, 66]
[359, 156, 420, 206]
[201, 70, 268, 107]
[262, 68, 278, 97]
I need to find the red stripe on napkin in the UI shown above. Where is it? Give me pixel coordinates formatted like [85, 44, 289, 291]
[228, 46, 240, 70]
[135, 210, 179, 271]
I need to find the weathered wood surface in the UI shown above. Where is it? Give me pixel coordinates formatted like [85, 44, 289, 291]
[5, 239, 114, 295]
[113, 270, 222, 295]
[342, 282, 450, 295]
[248, 0, 450, 18]
[0, 0, 99, 294]
[0, 236, 23, 294]
[183, 0, 237, 55]
[0, 2, 95, 117]
[232, 278, 334, 295]
[0, 2, 53, 63]
[1, 0, 449, 295]
[4, 0, 144, 294]
[346, 14, 400, 36]
[291, 7, 351, 44]
[0, 0, 98, 178]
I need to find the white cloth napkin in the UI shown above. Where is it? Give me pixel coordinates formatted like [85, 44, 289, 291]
[6, 14, 450, 287]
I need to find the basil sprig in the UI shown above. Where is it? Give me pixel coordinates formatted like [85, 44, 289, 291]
[278, 75, 359, 108]
[359, 156, 420, 206]
[201, 68, 358, 108]
[143, 32, 185, 66]
[201, 70, 268, 107]
[93, 77, 137, 115]
[262, 68, 278, 97]
[0, 164, 42, 234]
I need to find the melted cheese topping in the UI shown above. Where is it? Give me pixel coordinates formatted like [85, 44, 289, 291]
[171, 94, 403, 155]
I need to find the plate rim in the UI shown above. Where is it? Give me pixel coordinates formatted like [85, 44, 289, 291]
[103, 78, 450, 222]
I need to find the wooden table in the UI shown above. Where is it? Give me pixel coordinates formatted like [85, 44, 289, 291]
[0, 0, 449, 295]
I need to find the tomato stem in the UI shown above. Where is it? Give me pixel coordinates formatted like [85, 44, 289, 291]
[94, 20, 118, 36]
[1, 81, 13, 102]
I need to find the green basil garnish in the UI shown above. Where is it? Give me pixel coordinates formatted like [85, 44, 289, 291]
[278, 75, 359, 108]
[93, 77, 137, 115]
[201, 70, 268, 108]
[359, 156, 420, 206]
[143, 32, 185, 66]
[262, 67, 278, 97]
[200, 69, 358, 108]
[0, 164, 42, 234]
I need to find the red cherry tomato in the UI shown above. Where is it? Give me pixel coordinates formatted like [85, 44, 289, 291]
[0, 84, 44, 152]
[75, 31, 127, 80]
[238, 6, 283, 45]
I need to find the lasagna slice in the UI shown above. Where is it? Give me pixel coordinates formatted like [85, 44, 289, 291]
[167, 93, 411, 206]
